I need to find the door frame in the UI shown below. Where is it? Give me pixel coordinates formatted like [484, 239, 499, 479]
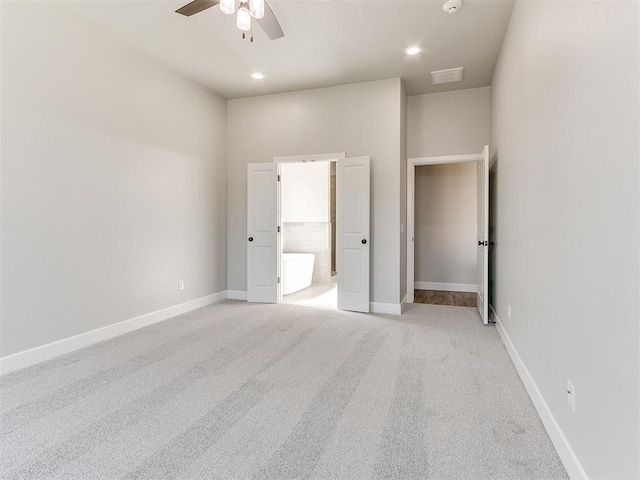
[273, 152, 345, 304]
[406, 152, 483, 304]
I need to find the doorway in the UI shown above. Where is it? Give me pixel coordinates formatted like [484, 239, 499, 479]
[407, 146, 490, 323]
[413, 161, 477, 307]
[279, 160, 337, 308]
[245, 153, 370, 312]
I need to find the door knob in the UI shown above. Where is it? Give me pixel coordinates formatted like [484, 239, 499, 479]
[248, 237, 254, 242]
[361, 239, 367, 244]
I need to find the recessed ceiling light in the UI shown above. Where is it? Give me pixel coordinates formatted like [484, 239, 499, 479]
[251, 72, 265, 80]
[404, 46, 421, 56]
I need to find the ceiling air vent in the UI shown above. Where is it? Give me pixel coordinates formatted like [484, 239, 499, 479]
[431, 67, 464, 85]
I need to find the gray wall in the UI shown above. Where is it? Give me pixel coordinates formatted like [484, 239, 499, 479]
[491, 1, 639, 478]
[407, 87, 490, 289]
[1, 2, 228, 357]
[414, 164, 477, 286]
[407, 87, 490, 158]
[227, 79, 403, 305]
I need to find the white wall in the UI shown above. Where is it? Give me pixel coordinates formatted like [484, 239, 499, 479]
[408, 87, 490, 158]
[227, 78, 403, 305]
[414, 163, 477, 286]
[1, 2, 227, 357]
[491, 1, 639, 478]
[281, 162, 329, 223]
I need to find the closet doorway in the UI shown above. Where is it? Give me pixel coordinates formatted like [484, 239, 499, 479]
[406, 146, 490, 323]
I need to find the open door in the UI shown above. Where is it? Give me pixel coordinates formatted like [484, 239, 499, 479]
[476, 146, 490, 324]
[247, 163, 278, 303]
[337, 156, 370, 313]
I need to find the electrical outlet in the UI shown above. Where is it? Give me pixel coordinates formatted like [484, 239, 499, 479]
[179, 280, 185, 291]
[507, 304, 512, 319]
[567, 381, 575, 412]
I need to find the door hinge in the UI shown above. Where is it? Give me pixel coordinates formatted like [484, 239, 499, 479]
[277, 174, 281, 182]
[277, 226, 281, 233]
[277, 277, 280, 284]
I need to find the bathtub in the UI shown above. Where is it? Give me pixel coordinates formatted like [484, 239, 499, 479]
[282, 253, 315, 295]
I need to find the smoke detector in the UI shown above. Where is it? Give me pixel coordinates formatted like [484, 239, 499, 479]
[443, 0, 463, 14]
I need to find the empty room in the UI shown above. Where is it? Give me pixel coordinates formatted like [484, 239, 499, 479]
[1, 1, 639, 479]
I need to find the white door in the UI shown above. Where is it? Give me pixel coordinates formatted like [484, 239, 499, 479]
[476, 146, 490, 324]
[337, 156, 370, 313]
[247, 163, 278, 303]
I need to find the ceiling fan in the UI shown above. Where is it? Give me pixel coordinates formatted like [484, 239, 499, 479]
[175, 0, 284, 41]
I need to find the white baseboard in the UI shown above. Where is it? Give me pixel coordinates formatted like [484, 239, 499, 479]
[400, 294, 408, 313]
[414, 282, 477, 293]
[226, 290, 247, 301]
[370, 302, 402, 315]
[0, 291, 228, 376]
[491, 304, 588, 480]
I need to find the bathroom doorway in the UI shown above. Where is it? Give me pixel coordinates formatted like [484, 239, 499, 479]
[247, 152, 369, 311]
[278, 157, 338, 308]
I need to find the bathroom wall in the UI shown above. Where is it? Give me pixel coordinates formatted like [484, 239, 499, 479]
[281, 162, 332, 283]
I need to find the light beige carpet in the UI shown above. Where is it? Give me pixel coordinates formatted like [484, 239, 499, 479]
[0, 300, 567, 479]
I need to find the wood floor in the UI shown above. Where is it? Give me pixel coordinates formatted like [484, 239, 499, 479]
[414, 290, 477, 307]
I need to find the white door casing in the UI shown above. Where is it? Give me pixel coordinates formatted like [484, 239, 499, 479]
[247, 163, 278, 303]
[476, 145, 490, 324]
[407, 163, 415, 304]
[406, 152, 484, 306]
[337, 156, 370, 313]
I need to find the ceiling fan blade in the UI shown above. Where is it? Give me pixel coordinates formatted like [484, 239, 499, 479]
[256, 2, 284, 40]
[175, 0, 219, 17]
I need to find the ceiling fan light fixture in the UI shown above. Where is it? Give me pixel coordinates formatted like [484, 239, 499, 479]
[220, 0, 235, 15]
[237, 3, 252, 31]
[250, 0, 264, 19]
[175, 0, 284, 41]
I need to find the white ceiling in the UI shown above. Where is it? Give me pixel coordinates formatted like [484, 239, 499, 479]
[64, 0, 515, 99]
